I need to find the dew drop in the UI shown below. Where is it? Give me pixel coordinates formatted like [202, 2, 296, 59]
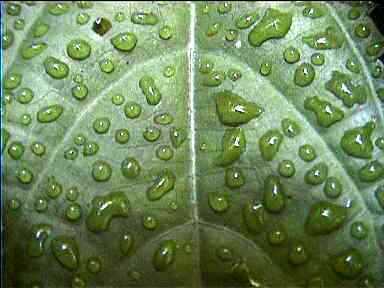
[153, 240, 177, 271]
[170, 127, 187, 148]
[216, 128, 246, 166]
[143, 126, 161, 142]
[66, 187, 79, 202]
[332, 249, 364, 279]
[120, 233, 133, 255]
[304, 96, 344, 127]
[76, 12, 90, 25]
[289, 242, 308, 265]
[83, 141, 99, 156]
[354, 23, 370, 38]
[32, 21, 49, 37]
[17, 167, 34, 184]
[8, 141, 25, 160]
[278, 160, 295, 178]
[115, 128, 130, 144]
[93, 117, 110, 134]
[294, 63, 315, 87]
[263, 175, 286, 213]
[242, 200, 265, 234]
[359, 160, 384, 183]
[4, 73, 22, 90]
[26, 224, 52, 257]
[21, 42, 47, 60]
[66, 203, 82, 221]
[44, 57, 69, 79]
[64, 147, 78, 160]
[131, 11, 158, 25]
[208, 193, 229, 213]
[267, 228, 286, 245]
[37, 104, 63, 123]
[302, 27, 344, 50]
[139, 76, 161, 105]
[146, 169, 175, 201]
[48, 3, 70, 16]
[156, 145, 174, 161]
[298, 144, 317, 162]
[91, 160, 112, 182]
[111, 32, 137, 52]
[16, 88, 34, 104]
[31, 142, 46, 156]
[159, 25, 173, 40]
[235, 11, 258, 29]
[72, 84, 88, 100]
[154, 112, 173, 125]
[283, 47, 300, 64]
[340, 121, 374, 159]
[225, 167, 245, 189]
[305, 162, 328, 185]
[142, 215, 158, 230]
[310, 53, 325, 66]
[87, 257, 102, 274]
[51, 236, 79, 271]
[67, 39, 91, 60]
[99, 58, 114, 73]
[260, 62, 272, 76]
[259, 129, 283, 161]
[281, 118, 301, 137]
[121, 157, 141, 179]
[93, 17, 112, 35]
[350, 221, 367, 239]
[324, 177, 342, 199]
[124, 102, 142, 119]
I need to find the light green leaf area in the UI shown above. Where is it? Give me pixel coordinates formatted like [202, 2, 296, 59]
[2, 1, 384, 287]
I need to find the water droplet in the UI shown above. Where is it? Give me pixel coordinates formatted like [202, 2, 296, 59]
[310, 53, 325, 66]
[2, 29, 14, 49]
[242, 200, 265, 234]
[21, 42, 47, 60]
[16, 88, 34, 104]
[33, 21, 49, 37]
[169, 201, 178, 211]
[227, 68, 242, 81]
[72, 276, 86, 288]
[163, 65, 176, 78]
[306, 201, 347, 235]
[131, 11, 158, 25]
[67, 39, 91, 60]
[37, 104, 63, 123]
[325, 71, 366, 107]
[283, 47, 300, 63]
[350, 221, 367, 239]
[74, 134, 86, 146]
[304, 96, 344, 128]
[324, 177, 342, 199]
[206, 22, 221, 37]
[6, 3, 21, 16]
[305, 162, 328, 185]
[216, 90, 263, 126]
[124, 102, 142, 119]
[44, 57, 69, 79]
[99, 58, 114, 73]
[156, 145, 174, 161]
[154, 112, 173, 125]
[294, 63, 315, 87]
[66, 187, 79, 202]
[208, 193, 229, 213]
[87, 257, 102, 274]
[263, 175, 286, 213]
[27, 224, 52, 257]
[346, 58, 360, 74]
[225, 29, 238, 42]
[278, 160, 295, 178]
[298, 144, 317, 162]
[359, 160, 384, 182]
[77, 1, 93, 9]
[375, 137, 384, 150]
[8, 141, 24, 160]
[216, 246, 234, 261]
[281, 118, 301, 137]
[17, 167, 34, 184]
[225, 167, 245, 189]
[332, 249, 364, 279]
[259, 129, 283, 161]
[64, 147, 78, 160]
[366, 41, 383, 57]
[142, 215, 158, 230]
[86, 191, 130, 232]
[111, 32, 137, 52]
[348, 8, 361, 20]
[115, 128, 130, 144]
[115, 12, 125, 22]
[72, 84, 88, 100]
[303, 27, 344, 50]
[34, 197, 48, 212]
[260, 62, 272, 76]
[66, 203, 82, 221]
[48, 3, 70, 15]
[111, 94, 125, 105]
[45, 176, 62, 199]
[143, 126, 161, 142]
[170, 127, 187, 148]
[147, 169, 175, 201]
[76, 12, 90, 25]
[235, 11, 258, 29]
[340, 121, 374, 159]
[354, 23, 370, 38]
[4, 73, 22, 90]
[153, 240, 177, 271]
[51, 235, 79, 271]
[248, 8, 292, 47]
[159, 25, 173, 40]
[289, 242, 308, 265]
[199, 58, 214, 74]
[139, 76, 161, 105]
[217, 2, 232, 14]
[203, 70, 225, 87]
[92, 17, 112, 35]
[93, 117, 110, 134]
[120, 233, 133, 255]
[31, 142, 46, 156]
[121, 157, 141, 179]
[83, 141, 99, 156]
[302, 3, 327, 18]
[91, 160, 112, 182]
[267, 228, 286, 245]
[216, 128, 246, 166]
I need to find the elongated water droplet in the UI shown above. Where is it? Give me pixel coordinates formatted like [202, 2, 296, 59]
[27, 224, 52, 257]
[302, 3, 327, 18]
[263, 175, 286, 213]
[44, 57, 69, 79]
[8, 141, 24, 160]
[324, 177, 342, 198]
[154, 112, 173, 125]
[22, 42, 47, 60]
[51, 236, 79, 271]
[32, 21, 49, 37]
[139, 76, 161, 105]
[248, 8, 292, 47]
[303, 27, 344, 50]
[37, 104, 63, 123]
[259, 129, 283, 161]
[242, 200, 265, 234]
[153, 240, 177, 271]
[48, 3, 70, 15]
[216, 128, 246, 166]
[120, 233, 133, 255]
[147, 169, 175, 201]
[203, 70, 225, 87]
[131, 11, 158, 25]
[170, 127, 187, 148]
[86, 192, 130, 232]
[4, 73, 22, 90]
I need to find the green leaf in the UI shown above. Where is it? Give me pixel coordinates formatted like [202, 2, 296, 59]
[3, 1, 384, 287]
